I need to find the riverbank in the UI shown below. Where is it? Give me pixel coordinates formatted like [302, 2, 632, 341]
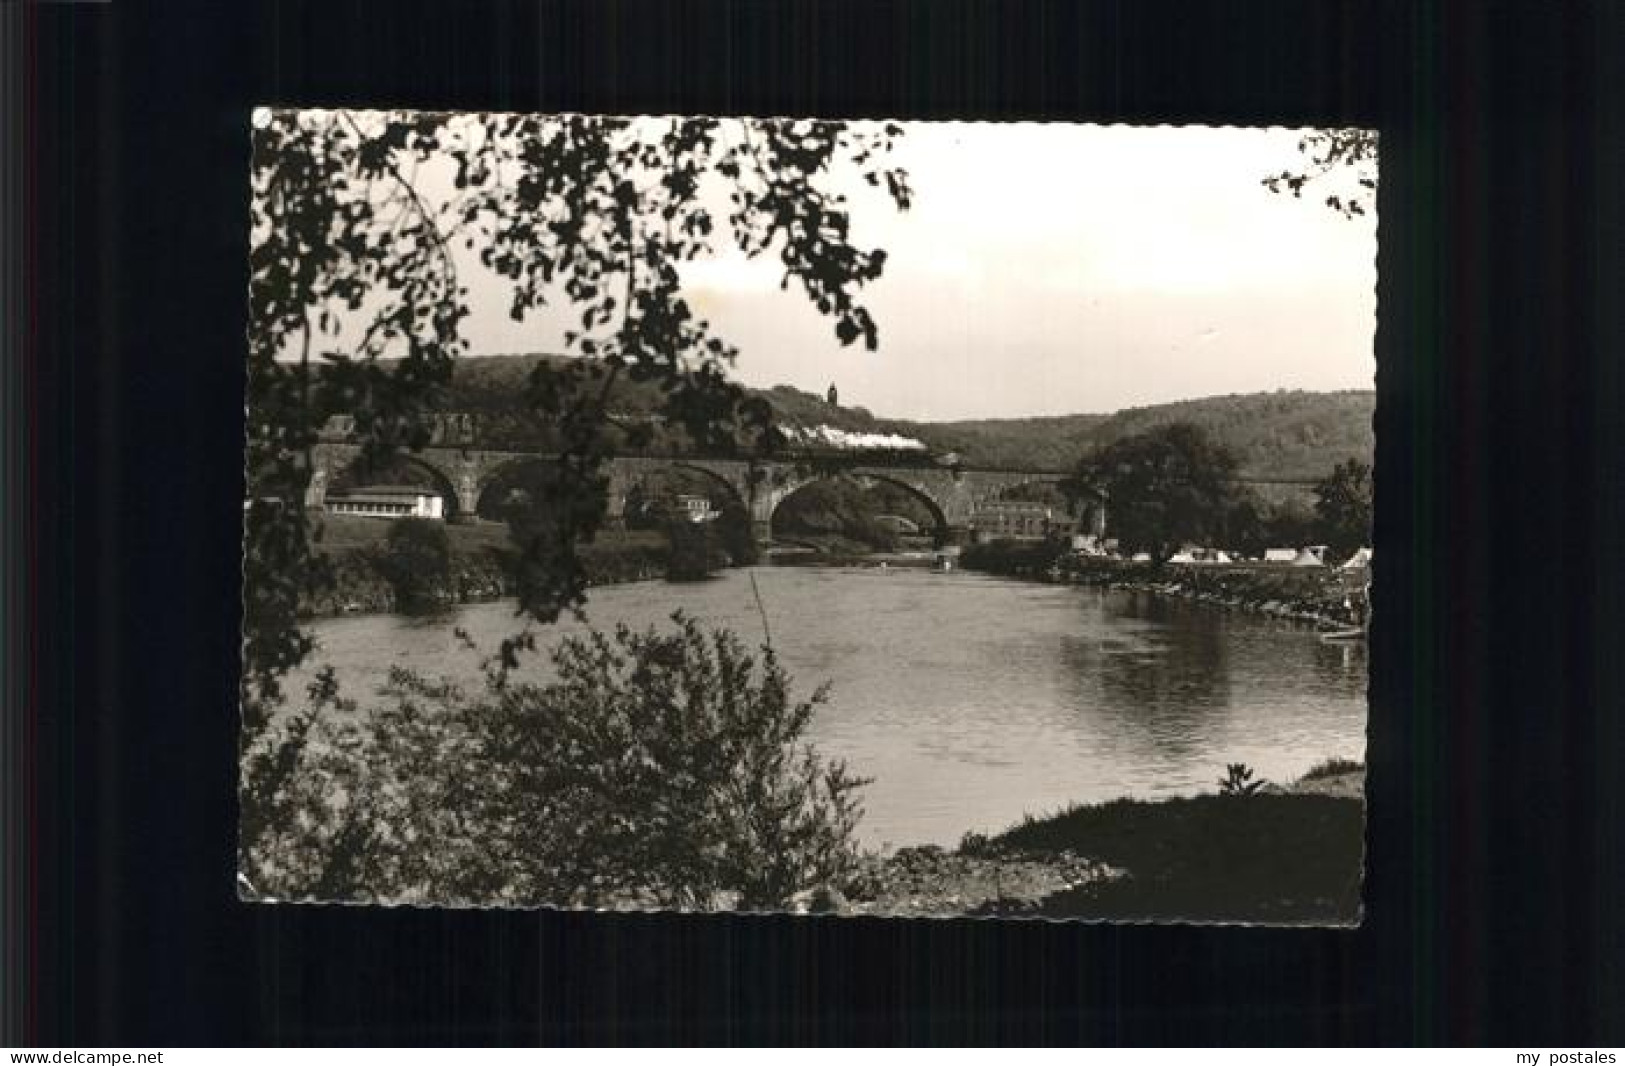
[765, 547, 941, 569]
[298, 516, 672, 618]
[766, 529, 935, 561]
[829, 762, 1365, 923]
[961, 541, 1369, 629]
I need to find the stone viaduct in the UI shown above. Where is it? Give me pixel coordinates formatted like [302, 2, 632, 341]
[308, 439, 1076, 546]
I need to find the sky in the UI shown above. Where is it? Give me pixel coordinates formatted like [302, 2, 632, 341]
[326, 118, 1378, 422]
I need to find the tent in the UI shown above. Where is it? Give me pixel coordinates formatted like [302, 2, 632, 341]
[1290, 548, 1325, 567]
[1263, 548, 1298, 563]
[1340, 547, 1373, 570]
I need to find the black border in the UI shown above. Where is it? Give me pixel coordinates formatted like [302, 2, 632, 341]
[26, 0, 1625, 1044]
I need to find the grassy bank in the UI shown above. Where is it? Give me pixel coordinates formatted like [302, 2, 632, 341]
[976, 790, 1364, 924]
[300, 515, 672, 617]
[826, 760, 1367, 923]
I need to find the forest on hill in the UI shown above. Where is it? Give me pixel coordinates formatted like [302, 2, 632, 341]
[440, 354, 916, 452]
[433, 354, 1374, 482]
[910, 390, 1375, 481]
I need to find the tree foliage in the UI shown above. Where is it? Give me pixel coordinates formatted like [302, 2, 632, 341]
[1312, 457, 1373, 562]
[1224, 495, 1321, 557]
[241, 616, 868, 910]
[665, 518, 726, 581]
[618, 467, 757, 565]
[1062, 422, 1241, 563]
[244, 112, 466, 704]
[1262, 128, 1378, 219]
[243, 107, 910, 708]
[240, 109, 908, 903]
[372, 517, 452, 612]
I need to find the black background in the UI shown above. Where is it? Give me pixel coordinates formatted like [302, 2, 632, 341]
[25, 0, 1625, 1045]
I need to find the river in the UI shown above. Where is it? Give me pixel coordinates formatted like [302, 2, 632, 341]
[297, 566, 1367, 849]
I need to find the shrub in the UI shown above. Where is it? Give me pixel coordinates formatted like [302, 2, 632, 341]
[241, 615, 868, 910]
[490, 615, 868, 908]
[960, 537, 1068, 575]
[1218, 762, 1268, 797]
[666, 518, 723, 580]
[372, 517, 451, 612]
[1300, 756, 1364, 782]
[957, 830, 994, 857]
[717, 502, 761, 566]
[239, 666, 509, 905]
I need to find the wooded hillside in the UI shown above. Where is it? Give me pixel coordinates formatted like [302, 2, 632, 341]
[912, 390, 1374, 480]
[432, 354, 1374, 481]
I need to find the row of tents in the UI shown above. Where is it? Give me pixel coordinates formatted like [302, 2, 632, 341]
[1068, 534, 1371, 569]
[1151, 546, 1372, 569]
[1257, 545, 1371, 569]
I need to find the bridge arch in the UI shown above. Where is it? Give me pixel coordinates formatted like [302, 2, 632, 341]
[665, 462, 751, 516]
[473, 456, 570, 522]
[601, 460, 754, 529]
[473, 455, 760, 539]
[852, 472, 950, 542]
[767, 469, 950, 548]
[329, 451, 466, 517]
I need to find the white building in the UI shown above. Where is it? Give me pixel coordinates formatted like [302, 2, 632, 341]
[970, 501, 1054, 541]
[1070, 533, 1107, 555]
[674, 494, 716, 522]
[325, 485, 445, 520]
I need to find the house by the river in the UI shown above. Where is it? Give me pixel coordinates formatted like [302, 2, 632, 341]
[324, 485, 446, 520]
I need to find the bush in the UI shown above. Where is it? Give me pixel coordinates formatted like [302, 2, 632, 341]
[490, 615, 868, 908]
[960, 537, 1069, 575]
[239, 668, 503, 904]
[1300, 756, 1364, 782]
[1218, 762, 1268, 797]
[241, 615, 868, 910]
[372, 517, 451, 612]
[666, 519, 723, 580]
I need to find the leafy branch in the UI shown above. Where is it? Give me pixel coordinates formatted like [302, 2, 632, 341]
[243, 107, 910, 712]
[1261, 128, 1378, 219]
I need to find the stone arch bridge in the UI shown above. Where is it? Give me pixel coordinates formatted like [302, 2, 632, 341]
[308, 441, 1074, 546]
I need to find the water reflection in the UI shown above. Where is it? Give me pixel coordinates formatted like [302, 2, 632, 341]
[1311, 637, 1369, 690]
[297, 567, 1367, 847]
